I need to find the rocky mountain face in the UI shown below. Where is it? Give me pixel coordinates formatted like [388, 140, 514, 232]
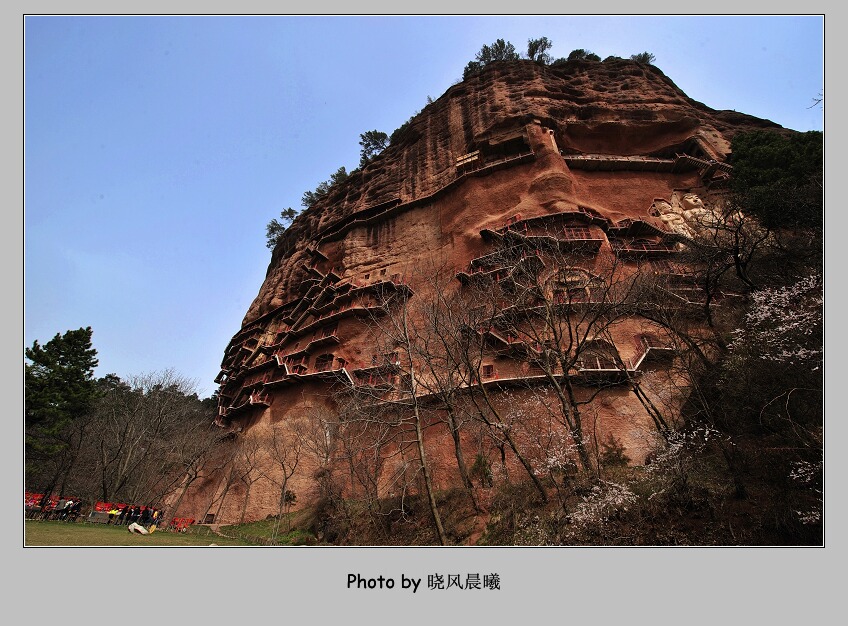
[175, 59, 788, 526]
[248, 59, 779, 323]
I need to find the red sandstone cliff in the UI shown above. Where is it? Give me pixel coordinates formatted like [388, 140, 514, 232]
[248, 59, 782, 325]
[190, 58, 792, 526]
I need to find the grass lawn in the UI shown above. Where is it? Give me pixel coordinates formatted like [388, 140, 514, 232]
[24, 520, 257, 547]
[220, 516, 320, 545]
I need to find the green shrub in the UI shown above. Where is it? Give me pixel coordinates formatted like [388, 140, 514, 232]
[630, 51, 656, 64]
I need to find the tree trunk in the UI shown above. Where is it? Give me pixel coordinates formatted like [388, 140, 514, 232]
[561, 379, 594, 472]
[631, 381, 671, 436]
[212, 468, 236, 524]
[399, 299, 448, 545]
[470, 384, 548, 502]
[272, 478, 289, 544]
[444, 406, 478, 511]
[239, 481, 254, 525]
[413, 405, 448, 545]
[165, 470, 197, 528]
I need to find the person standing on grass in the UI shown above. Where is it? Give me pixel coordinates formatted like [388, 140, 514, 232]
[55, 496, 66, 520]
[139, 506, 151, 527]
[69, 500, 82, 522]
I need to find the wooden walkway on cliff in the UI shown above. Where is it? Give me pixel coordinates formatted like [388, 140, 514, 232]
[218, 329, 677, 419]
[217, 141, 721, 415]
[563, 152, 732, 186]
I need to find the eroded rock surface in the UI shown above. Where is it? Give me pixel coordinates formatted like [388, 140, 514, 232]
[176, 59, 789, 525]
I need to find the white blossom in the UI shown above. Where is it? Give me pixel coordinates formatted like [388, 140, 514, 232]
[788, 459, 822, 485]
[728, 274, 822, 366]
[567, 480, 637, 529]
[796, 510, 821, 525]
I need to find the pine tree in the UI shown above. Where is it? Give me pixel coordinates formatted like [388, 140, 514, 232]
[25, 327, 99, 497]
[266, 207, 299, 248]
[359, 130, 389, 168]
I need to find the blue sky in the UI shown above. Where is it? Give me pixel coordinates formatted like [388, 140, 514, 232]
[23, 15, 824, 398]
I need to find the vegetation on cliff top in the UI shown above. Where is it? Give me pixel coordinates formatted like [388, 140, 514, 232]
[462, 36, 656, 79]
[263, 37, 660, 252]
[730, 129, 823, 229]
[265, 130, 392, 249]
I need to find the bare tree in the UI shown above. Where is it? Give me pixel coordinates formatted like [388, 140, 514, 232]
[669, 195, 771, 332]
[330, 389, 402, 539]
[293, 406, 340, 502]
[261, 421, 304, 543]
[235, 431, 265, 525]
[397, 266, 481, 511]
[447, 284, 550, 502]
[371, 287, 449, 545]
[202, 439, 242, 526]
[74, 370, 216, 506]
[459, 235, 626, 472]
[160, 424, 224, 526]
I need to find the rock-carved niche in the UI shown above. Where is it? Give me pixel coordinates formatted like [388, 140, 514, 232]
[548, 268, 606, 304]
[458, 127, 532, 174]
[577, 339, 621, 370]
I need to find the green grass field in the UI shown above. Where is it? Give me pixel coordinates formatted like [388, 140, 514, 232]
[24, 520, 257, 547]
